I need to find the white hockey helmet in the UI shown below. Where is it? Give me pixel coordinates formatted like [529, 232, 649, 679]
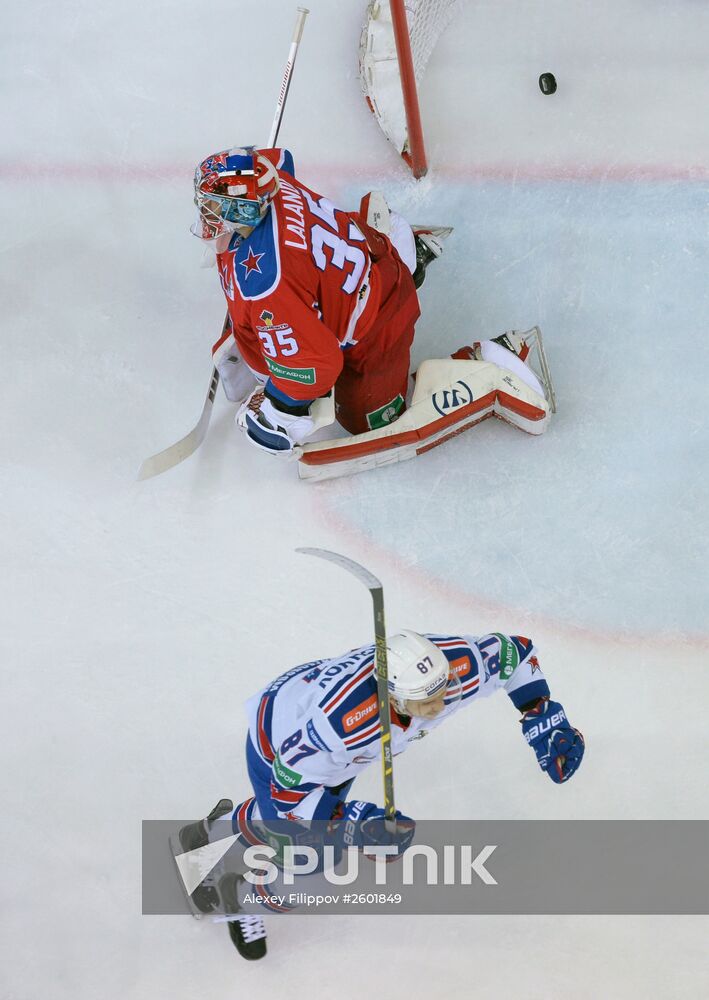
[386, 630, 450, 710]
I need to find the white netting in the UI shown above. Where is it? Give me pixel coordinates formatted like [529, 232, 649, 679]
[359, 0, 463, 164]
[405, 0, 462, 85]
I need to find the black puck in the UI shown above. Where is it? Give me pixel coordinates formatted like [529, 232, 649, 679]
[539, 72, 557, 95]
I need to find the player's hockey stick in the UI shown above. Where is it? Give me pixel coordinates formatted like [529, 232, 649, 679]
[137, 7, 310, 481]
[296, 548, 397, 832]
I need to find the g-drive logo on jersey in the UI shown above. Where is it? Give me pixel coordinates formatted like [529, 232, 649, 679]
[343, 695, 378, 733]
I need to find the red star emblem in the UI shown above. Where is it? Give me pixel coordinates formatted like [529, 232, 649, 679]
[240, 248, 265, 277]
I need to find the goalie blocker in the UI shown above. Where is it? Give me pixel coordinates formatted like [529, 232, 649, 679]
[296, 327, 556, 482]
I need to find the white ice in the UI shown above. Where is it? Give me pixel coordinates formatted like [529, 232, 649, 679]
[2, 1, 708, 997]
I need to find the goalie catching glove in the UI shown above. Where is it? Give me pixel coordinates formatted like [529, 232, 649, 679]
[521, 697, 585, 783]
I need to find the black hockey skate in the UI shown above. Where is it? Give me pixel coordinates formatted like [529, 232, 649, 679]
[176, 798, 234, 914]
[219, 872, 268, 961]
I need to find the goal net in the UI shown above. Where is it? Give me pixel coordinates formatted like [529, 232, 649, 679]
[359, 0, 463, 177]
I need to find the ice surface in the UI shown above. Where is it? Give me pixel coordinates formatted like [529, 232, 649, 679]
[1, 1, 707, 998]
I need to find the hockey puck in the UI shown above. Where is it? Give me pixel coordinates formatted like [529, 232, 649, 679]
[539, 72, 557, 95]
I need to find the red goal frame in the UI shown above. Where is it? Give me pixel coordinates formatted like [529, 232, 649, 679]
[390, 0, 428, 178]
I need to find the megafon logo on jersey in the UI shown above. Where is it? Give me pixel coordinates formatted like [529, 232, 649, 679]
[343, 695, 378, 732]
[432, 380, 474, 417]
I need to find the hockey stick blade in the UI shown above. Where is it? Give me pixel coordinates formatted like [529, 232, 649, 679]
[295, 547, 382, 591]
[138, 368, 220, 481]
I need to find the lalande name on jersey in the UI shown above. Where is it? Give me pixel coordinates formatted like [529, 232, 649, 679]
[242, 843, 498, 886]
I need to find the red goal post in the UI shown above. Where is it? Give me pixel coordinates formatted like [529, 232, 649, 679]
[359, 0, 463, 178]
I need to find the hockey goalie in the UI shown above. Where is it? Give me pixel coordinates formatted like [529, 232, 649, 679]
[191, 146, 556, 481]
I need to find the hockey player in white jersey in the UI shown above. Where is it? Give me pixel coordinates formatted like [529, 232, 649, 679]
[179, 630, 584, 959]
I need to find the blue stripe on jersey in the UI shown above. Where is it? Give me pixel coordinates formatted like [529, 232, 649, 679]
[426, 634, 474, 661]
[265, 377, 314, 408]
[278, 148, 295, 175]
[326, 674, 379, 743]
[316, 649, 375, 712]
[264, 659, 327, 695]
[234, 208, 280, 299]
[306, 719, 331, 752]
[341, 719, 382, 751]
[317, 650, 378, 741]
[508, 678, 550, 711]
[270, 778, 320, 799]
[512, 635, 533, 659]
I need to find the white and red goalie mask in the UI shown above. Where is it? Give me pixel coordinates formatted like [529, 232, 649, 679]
[191, 146, 280, 246]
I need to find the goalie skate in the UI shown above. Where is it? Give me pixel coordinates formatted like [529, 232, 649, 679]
[411, 226, 452, 288]
[504, 326, 557, 413]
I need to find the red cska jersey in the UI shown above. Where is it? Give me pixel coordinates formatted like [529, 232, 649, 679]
[211, 149, 419, 404]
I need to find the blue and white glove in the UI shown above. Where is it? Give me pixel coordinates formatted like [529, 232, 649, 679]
[521, 698, 585, 784]
[330, 800, 415, 856]
[236, 387, 315, 458]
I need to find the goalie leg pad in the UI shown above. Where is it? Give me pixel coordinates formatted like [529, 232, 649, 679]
[298, 358, 550, 481]
[359, 191, 416, 274]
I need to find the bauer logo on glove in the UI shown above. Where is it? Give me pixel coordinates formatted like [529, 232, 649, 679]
[521, 697, 585, 783]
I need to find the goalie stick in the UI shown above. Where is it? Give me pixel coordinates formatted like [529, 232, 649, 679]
[296, 547, 397, 831]
[138, 7, 310, 481]
[138, 349, 222, 481]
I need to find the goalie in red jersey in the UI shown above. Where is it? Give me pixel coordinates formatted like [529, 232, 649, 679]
[192, 146, 554, 463]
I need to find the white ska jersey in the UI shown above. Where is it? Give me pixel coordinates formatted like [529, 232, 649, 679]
[245, 633, 550, 820]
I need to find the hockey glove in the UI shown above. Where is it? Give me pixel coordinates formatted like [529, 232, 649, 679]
[521, 697, 585, 783]
[331, 800, 415, 857]
[236, 387, 314, 458]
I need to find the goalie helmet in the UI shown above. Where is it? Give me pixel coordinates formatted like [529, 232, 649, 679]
[386, 630, 452, 710]
[191, 146, 280, 245]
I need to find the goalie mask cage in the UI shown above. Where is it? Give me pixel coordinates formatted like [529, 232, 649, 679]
[359, 0, 463, 178]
